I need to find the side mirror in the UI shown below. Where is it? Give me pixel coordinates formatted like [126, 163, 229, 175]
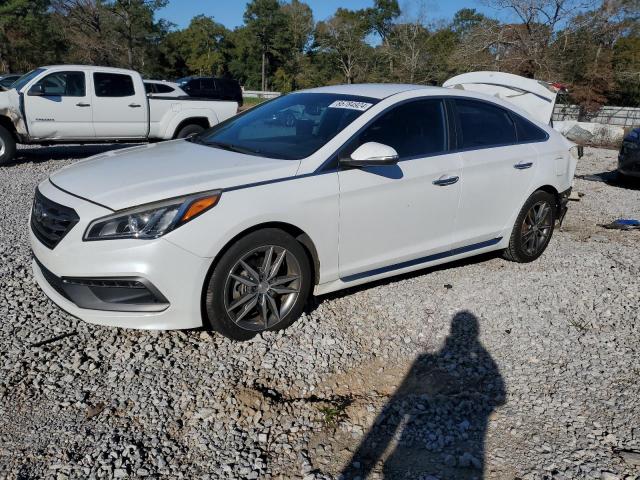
[28, 84, 45, 96]
[341, 142, 399, 168]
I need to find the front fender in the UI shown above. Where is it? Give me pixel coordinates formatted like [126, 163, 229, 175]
[0, 89, 28, 138]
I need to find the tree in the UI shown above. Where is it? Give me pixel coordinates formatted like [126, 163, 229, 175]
[451, 8, 487, 37]
[0, 0, 63, 73]
[162, 15, 230, 76]
[110, 0, 168, 70]
[387, 6, 430, 83]
[315, 8, 371, 84]
[279, 0, 313, 91]
[244, 0, 287, 91]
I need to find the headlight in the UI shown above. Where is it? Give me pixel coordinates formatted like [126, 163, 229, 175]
[84, 191, 221, 240]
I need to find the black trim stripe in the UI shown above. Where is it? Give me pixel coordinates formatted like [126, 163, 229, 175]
[48, 178, 115, 212]
[222, 169, 337, 193]
[341, 237, 502, 282]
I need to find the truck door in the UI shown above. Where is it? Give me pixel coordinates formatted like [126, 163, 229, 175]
[91, 71, 148, 138]
[25, 70, 94, 139]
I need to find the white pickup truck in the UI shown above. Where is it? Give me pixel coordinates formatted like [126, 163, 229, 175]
[0, 65, 238, 165]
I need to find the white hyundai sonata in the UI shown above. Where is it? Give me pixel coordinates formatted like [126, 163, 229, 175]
[30, 80, 578, 340]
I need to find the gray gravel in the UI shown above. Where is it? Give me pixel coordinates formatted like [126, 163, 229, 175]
[0, 145, 639, 479]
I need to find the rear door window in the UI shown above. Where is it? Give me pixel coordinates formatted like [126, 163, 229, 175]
[94, 73, 135, 97]
[454, 99, 517, 149]
[511, 113, 548, 142]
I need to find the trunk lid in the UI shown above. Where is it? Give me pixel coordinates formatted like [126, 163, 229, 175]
[443, 71, 565, 125]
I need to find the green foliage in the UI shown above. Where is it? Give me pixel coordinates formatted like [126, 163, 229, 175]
[0, 0, 64, 72]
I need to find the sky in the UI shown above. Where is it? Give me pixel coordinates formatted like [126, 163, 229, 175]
[158, 0, 506, 30]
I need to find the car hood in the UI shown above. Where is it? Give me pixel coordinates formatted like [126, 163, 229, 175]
[49, 140, 301, 210]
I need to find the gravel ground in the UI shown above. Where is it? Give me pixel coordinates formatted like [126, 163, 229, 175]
[0, 145, 639, 480]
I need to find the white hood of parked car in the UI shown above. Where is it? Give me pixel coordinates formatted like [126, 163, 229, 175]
[49, 140, 300, 210]
[443, 71, 564, 125]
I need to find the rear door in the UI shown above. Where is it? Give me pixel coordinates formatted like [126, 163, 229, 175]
[450, 98, 538, 248]
[91, 71, 148, 138]
[25, 70, 94, 139]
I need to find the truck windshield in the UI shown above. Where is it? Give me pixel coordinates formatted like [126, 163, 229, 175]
[191, 93, 378, 160]
[11, 68, 46, 91]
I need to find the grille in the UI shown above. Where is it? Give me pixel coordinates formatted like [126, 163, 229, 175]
[31, 188, 79, 249]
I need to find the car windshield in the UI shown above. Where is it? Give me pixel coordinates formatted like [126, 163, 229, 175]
[11, 68, 46, 91]
[191, 93, 378, 160]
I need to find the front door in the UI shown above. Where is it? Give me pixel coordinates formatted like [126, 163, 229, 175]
[26, 70, 94, 139]
[338, 98, 463, 281]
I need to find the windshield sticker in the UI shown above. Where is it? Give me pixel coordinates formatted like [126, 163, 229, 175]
[328, 100, 373, 111]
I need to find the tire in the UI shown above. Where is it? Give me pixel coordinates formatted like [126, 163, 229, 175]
[0, 125, 16, 166]
[205, 228, 312, 341]
[175, 123, 205, 139]
[503, 190, 556, 263]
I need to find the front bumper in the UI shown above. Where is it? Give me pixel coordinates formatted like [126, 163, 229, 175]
[30, 180, 213, 330]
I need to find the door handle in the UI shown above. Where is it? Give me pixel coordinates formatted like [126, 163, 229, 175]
[128, 103, 141, 108]
[76, 102, 90, 107]
[514, 162, 533, 169]
[432, 176, 459, 186]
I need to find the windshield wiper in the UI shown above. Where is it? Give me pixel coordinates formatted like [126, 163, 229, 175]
[202, 141, 261, 156]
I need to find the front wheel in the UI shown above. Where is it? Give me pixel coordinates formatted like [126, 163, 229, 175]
[0, 125, 16, 166]
[204, 229, 312, 341]
[503, 190, 556, 263]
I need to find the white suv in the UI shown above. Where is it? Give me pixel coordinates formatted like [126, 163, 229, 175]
[30, 82, 578, 340]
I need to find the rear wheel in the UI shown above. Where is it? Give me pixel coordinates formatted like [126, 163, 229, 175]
[205, 229, 312, 341]
[176, 123, 205, 139]
[503, 190, 556, 263]
[0, 125, 16, 166]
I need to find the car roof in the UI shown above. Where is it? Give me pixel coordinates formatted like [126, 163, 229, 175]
[298, 83, 439, 99]
[41, 65, 136, 75]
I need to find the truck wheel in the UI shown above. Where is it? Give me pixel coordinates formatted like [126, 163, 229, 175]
[0, 125, 16, 166]
[176, 124, 205, 139]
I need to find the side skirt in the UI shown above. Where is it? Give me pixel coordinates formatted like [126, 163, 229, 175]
[313, 237, 503, 296]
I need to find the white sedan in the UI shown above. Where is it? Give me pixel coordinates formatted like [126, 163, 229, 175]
[30, 81, 578, 340]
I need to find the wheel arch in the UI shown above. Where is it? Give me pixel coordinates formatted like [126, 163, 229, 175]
[199, 221, 321, 326]
[534, 184, 563, 216]
[172, 117, 210, 138]
[0, 115, 18, 141]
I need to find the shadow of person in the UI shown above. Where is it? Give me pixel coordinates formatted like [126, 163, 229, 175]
[340, 311, 505, 480]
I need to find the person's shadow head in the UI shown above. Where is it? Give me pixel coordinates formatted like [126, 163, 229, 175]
[340, 311, 505, 480]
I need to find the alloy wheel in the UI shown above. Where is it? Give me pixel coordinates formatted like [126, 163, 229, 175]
[0, 136, 5, 158]
[223, 245, 302, 331]
[521, 200, 553, 256]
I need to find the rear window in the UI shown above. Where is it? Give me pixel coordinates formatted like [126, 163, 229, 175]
[455, 99, 517, 149]
[155, 83, 175, 93]
[94, 72, 135, 97]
